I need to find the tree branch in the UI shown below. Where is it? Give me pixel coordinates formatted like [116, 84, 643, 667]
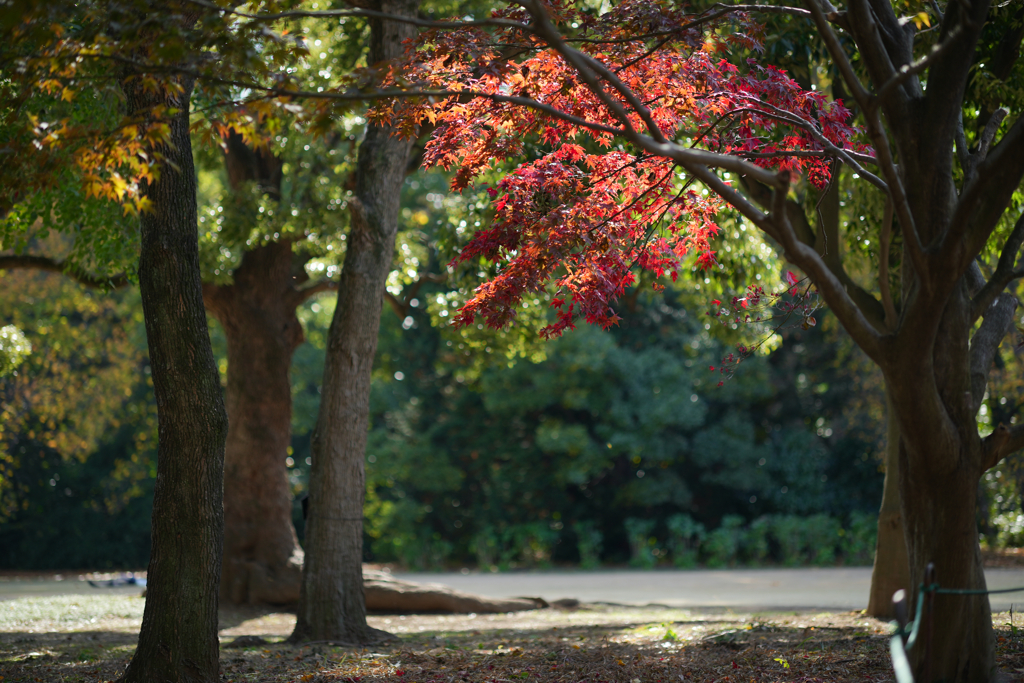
[805, 0, 926, 283]
[981, 422, 1024, 471]
[183, 0, 532, 32]
[732, 98, 889, 191]
[0, 254, 130, 289]
[969, 292, 1017, 413]
[970, 211, 1024, 323]
[948, 112, 1024, 278]
[848, 0, 910, 112]
[918, 0, 989, 173]
[879, 198, 899, 329]
[518, 0, 645, 141]
[288, 279, 339, 308]
[383, 272, 444, 319]
[870, 25, 965, 112]
[769, 171, 886, 360]
[741, 174, 889, 332]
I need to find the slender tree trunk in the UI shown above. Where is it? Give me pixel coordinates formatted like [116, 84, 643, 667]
[205, 241, 305, 605]
[866, 385, 911, 618]
[118, 71, 228, 683]
[290, 0, 417, 643]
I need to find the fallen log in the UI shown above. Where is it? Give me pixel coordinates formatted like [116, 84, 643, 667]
[364, 569, 546, 613]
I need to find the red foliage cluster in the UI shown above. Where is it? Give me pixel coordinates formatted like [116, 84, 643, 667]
[380, 0, 866, 337]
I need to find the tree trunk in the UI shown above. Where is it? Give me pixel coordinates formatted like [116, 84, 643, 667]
[290, 0, 417, 644]
[205, 241, 305, 605]
[203, 133, 307, 606]
[118, 72, 228, 683]
[892, 284, 993, 682]
[866, 385, 911, 618]
[899, 439, 992, 683]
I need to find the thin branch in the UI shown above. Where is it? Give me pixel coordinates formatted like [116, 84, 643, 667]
[612, 4, 811, 73]
[183, 0, 531, 32]
[574, 50, 667, 143]
[739, 149, 878, 165]
[803, 0, 871, 104]
[805, 0, 926, 282]
[970, 211, 1024, 323]
[769, 171, 885, 359]
[685, 163, 777, 238]
[879, 197, 898, 329]
[731, 97, 888, 191]
[384, 273, 445, 319]
[977, 106, 1009, 160]
[518, 0, 641, 140]
[0, 255, 130, 289]
[290, 278, 338, 307]
[950, 113, 1024, 276]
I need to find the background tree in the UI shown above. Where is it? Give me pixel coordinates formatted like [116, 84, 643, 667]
[200, 129, 343, 606]
[290, 0, 421, 645]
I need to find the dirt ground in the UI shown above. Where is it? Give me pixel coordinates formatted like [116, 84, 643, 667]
[2, 592, 1024, 682]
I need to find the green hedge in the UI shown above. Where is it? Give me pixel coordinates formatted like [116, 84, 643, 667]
[586, 512, 877, 569]
[624, 512, 877, 568]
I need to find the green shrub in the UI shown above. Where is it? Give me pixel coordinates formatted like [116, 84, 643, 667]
[704, 515, 744, 568]
[398, 531, 453, 570]
[840, 511, 877, 565]
[474, 525, 500, 568]
[804, 513, 841, 565]
[624, 517, 658, 568]
[771, 515, 806, 566]
[573, 520, 603, 569]
[666, 513, 705, 568]
[744, 516, 772, 565]
[510, 522, 559, 568]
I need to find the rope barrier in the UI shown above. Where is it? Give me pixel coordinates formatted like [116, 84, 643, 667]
[888, 563, 1024, 683]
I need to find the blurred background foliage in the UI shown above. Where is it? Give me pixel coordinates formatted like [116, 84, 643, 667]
[2, 0, 1024, 572]
[4, 124, 1024, 574]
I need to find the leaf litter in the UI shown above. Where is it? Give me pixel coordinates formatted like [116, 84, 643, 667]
[2, 596, 1023, 682]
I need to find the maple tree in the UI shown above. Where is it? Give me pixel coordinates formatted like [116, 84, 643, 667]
[372, 0, 1024, 679]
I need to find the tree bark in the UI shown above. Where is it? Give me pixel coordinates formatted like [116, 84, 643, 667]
[117, 70, 228, 683]
[290, 0, 417, 644]
[899, 438, 992, 683]
[866, 385, 911, 618]
[890, 284, 993, 683]
[204, 240, 306, 606]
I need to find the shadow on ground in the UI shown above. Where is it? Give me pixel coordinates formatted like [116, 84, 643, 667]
[3, 600, 1023, 682]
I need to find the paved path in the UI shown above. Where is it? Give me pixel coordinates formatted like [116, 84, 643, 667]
[5, 568, 1024, 611]
[393, 567, 1024, 612]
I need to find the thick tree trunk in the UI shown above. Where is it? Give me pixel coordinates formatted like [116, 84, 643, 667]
[866, 386, 911, 618]
[203, 133, 306, 606]
[118, 73, 228, 683]
[892, 285, 993, 683]
[205, 241, 305, 605]
[290, 0, 417, 644]
[900, 440, 992, 683]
